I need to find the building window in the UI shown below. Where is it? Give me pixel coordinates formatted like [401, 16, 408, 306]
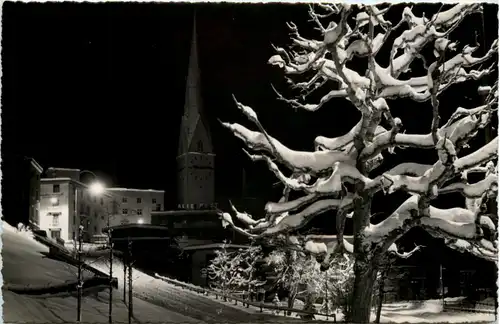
[100, 198, 104, 206]
[53, 184, 60, 193]
[101, 215, 104, 220]
[137, 197, 142, 204]
[122, 197, 128, 203]
[122, 209, 128, 215]
[152, 198, 157, 204]
[137, 209, 142, 215]
[52, 214, 60, 226]
[156, 204, 161, 211]
[51, 229, 61, 239]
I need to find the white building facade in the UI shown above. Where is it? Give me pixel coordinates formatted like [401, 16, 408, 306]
[104, 188, 164, 227]
[39, 174, 113, 243]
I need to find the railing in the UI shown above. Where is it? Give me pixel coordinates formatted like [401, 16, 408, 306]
[444, 300, 496, 315]
[153, 273, 337, 322]
[33, 233, 117, 284]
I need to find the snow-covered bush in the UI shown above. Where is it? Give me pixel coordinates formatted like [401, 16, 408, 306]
[208, 241, 265, 298]
[266, 249, 318, 310]
[219, 4, 498, 323]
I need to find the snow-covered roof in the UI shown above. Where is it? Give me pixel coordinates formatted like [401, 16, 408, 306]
[107, 188, 164, 193]
[30, 159, 43, 174]
[183, 243, 249, 251]
[102, 224, 170, 232]
[41, 177, 73, 182]
[46, 167, 80, 172]
[151, 210, 218, 216]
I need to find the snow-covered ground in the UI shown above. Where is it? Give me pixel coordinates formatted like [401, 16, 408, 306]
[376, 299, 495, 323]
[2, 223, 292, 323]
[91, 257, 496, 324]
[90, 258, 293, 323]
[2, 222, 95, 286]
[3, 287, 201, 323]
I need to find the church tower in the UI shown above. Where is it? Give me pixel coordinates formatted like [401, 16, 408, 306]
[176, 15, 215, 210]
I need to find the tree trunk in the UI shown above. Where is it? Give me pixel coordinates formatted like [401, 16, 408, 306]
[351, 262, 378, 324]
[350, 189, 376, 323]
[375, 268, 387, 324]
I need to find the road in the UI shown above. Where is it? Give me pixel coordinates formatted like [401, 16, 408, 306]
[2, 224, 301, 323]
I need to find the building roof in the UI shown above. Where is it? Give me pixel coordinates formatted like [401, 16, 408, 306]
[151, 209, 219, 216]
[183, 243, 249, 251]
[46, 167, 80, 172]
[107, 188, 164, 193]
[29, 159, 44, 174]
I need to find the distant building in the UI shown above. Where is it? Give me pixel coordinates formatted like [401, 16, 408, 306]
[150, 16, 233, 250]
[176, 15, 215, 211]
[1, 154, 43, 227]
[104, 188, 164, 226]
[40, 168, 113, 242]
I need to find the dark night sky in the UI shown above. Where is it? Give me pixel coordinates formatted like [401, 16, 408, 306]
[2, 2, 498, 211]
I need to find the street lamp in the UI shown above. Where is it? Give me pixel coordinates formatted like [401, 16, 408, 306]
[75, 170, 106, 323]
[89, 182, 105, 196]
[85, 180, 115, 324]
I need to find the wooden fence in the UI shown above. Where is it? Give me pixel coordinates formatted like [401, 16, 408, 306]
[443, 300, 497, 315]
[153, 273, 338, 322]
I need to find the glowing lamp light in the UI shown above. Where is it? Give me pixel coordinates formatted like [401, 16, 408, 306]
[138, 218, 144, 224]
[89, 182, 105, 196]
[50, 197, 58, 204]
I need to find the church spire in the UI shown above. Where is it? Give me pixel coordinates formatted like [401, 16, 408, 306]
[178, 12, 213, 156]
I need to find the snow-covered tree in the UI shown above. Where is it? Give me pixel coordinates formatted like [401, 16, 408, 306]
[318, 254, 355, 320]
[219, 4, 498, 323]
[266, 248, 318, 310]
[208, 241, 265, 298]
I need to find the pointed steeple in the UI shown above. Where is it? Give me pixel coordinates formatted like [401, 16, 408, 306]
[178, 12, 213, 156]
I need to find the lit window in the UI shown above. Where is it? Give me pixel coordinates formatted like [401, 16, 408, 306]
[51, 197, 59, 206]
[53, 184, 60, 193]
[122, 209, 128, 215]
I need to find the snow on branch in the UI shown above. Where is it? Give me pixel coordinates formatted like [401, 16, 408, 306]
[220, 4, 497, 271]
[221, 121, 356, 175]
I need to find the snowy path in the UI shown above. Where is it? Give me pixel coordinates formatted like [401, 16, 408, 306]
[3, 289, 202, 323]
[91, 259, 298, 323]
[1, 225, 297, 323]
[1, 224, 94, 286]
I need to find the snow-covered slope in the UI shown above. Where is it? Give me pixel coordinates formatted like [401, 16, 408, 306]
[2, 222, 94, 286]
[3, 288, 200, 323]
